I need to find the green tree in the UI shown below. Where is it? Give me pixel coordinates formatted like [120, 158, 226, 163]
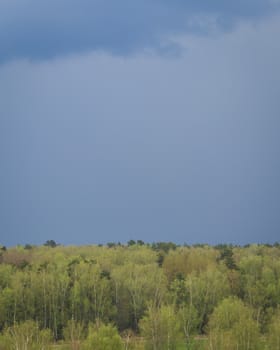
[140, 305, 183, 350]
[178, 304, 199, 343]
[208, 297, 260, 350]
[185, 268, 230, 332]
[239, 255, 280, 329]
[68, 261, 115, 325]
[44, 240, 57, 248]
[267, 310, 280, 350]
[83, 322, 123, 350]
[112, 263, 166, 330]
[63, 319, 85, 350]
[3, 320, 52, 350]
[217, 246, 237, 270]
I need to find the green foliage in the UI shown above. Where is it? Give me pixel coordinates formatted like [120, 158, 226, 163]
[267, 310, 280, 349]
[2, 320, 52, 350]
[83, 322, 123, 350]
[217, 246, 237, 270]
[208, 297, 260, 350]
[151, 242, 177, 253]
[63, 319, 85, 350]
[140, 305, 183, 350]
[178, 304, 200, 340]
[185, 268, 231, 332]
[111, 261, 167, 330]
[44, 240, 57, 248]
[0, 243, 280, 349]
[238, 254, 280, 330]
[162, 247, 218, 282]
[107, 242, 116, 248]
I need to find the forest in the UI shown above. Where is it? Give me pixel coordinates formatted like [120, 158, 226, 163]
[0, 241, 280, 349]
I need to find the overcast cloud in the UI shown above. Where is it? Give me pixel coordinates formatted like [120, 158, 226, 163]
[0, 3, 280, 246]
[0, 0, 280, 62]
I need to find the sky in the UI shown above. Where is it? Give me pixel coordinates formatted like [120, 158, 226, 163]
[1, 1, 280, 246]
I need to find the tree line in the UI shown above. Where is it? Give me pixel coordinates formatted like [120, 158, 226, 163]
[0, 241, 280, 349]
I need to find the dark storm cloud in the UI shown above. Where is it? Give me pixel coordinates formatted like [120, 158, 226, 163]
[0, 0, 279, 62]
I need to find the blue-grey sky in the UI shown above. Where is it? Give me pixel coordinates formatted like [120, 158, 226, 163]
[1, 1, 280, 246]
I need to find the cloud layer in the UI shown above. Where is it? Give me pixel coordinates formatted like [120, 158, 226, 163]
[1, 0, 279, 62]
[1, 15, 280, 245]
